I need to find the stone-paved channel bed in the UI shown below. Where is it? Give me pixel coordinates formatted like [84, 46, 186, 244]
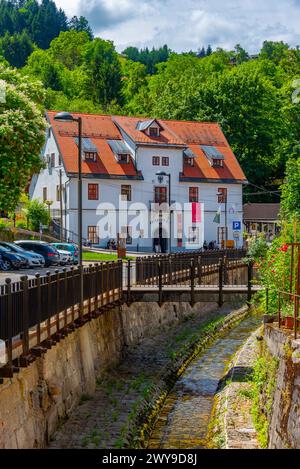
[49, 303, 246, 449]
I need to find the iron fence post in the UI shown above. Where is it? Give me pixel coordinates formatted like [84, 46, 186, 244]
[218, 258, 224, 307]
[5, 278, 13, 367]
[55, 269, 60, 335]
[247, 261, 253, 306]
[20, 275, 29, 357]
[127, 259, 131, 305]
[35, 273, 41, 344]
[190, 258, 195, 307]
[158, 260, 163, 306]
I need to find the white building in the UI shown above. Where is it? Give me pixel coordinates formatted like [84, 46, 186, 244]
[30, 112, 247, 253]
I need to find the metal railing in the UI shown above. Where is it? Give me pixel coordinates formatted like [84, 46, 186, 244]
[135, 250, 247, 287]
[0, 249, 249, 381]
[0, 261, 123, 378]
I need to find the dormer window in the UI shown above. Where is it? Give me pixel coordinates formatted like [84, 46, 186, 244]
[149, 126, 159, 137]
[118, 153, 130, 163]
[201, 145, 224, 167]
[84, 151, 97, 162]
[136, 119, 162, 137]
[74, 137, 98, 161]
[212, 159, 223, 168]
[107, 140, 133, 163]
[184, 156, 194, 167]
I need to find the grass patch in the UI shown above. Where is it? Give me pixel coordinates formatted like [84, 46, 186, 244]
[250, 350, 279, 448]
[82, 251, 134, 262]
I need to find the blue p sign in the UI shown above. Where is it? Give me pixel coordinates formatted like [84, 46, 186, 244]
[233, 221, 241, 231]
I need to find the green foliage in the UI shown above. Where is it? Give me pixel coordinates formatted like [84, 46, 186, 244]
[68, 16, 93, 40]
[0, 0, 92, 66]
[281, 157, 300, 217]
[256, 219, 300, 314]
[49, 30, 90, 70]
[83, 38, 122, 108]
[0, 65, 46, 212]
[0, 30, 34, 67]
[246, 235, 269, 263]
[24, 199, 50, 232]
[122, 44, 171, 75]
[259, 40, 289, 64]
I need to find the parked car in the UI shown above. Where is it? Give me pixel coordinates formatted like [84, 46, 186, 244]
[15, 241, 60, 267]
[0, 252, 9, 271]
[0, 246, 22, 270]
[57, 249, 73, 266]
[51, 243, 79, 264]
[0, 242, 45, 268]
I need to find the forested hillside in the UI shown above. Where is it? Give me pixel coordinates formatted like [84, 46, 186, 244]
[0, 0, 299, 204]
[0, 0, 92, 67]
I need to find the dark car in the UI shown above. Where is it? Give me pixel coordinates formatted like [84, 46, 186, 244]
[0, 246, 22, 270]
[15, 241, 60, 267]
[0, 242, 30, 269]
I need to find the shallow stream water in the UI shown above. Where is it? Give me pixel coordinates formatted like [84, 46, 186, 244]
[147, 314, 260, 449]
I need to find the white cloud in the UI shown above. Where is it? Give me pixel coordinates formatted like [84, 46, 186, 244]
[55, 0, 300, 53]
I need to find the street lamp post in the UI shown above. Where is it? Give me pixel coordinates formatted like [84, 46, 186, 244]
[54, 112, 83, 319]
[156, 171, 171, 253]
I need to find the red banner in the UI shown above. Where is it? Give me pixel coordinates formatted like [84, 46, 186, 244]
[192, 202, 201, 223]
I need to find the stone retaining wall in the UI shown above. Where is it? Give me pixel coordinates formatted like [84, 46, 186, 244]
[264, 324, 300, 449]
[0, 300, 221, 449]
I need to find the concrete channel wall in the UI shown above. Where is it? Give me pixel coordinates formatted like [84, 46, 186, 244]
[0, 300, 222, 449]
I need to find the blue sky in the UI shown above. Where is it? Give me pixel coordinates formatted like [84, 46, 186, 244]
[55, 0, 300, 53]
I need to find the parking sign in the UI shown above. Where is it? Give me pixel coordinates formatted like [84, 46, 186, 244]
[232, 221, 241, 231]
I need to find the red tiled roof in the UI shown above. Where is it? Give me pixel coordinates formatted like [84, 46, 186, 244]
[164, 120, 246, 182]
[47, 111, 140, 179]
[113, 116, 185, 146]
[46, 111, 246, 182]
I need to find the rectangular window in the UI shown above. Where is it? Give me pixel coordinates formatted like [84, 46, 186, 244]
[118, 153, 129, 163]
[152, 156, 160, 166]
[50, 153, 55, 168]
[121, 185, 132, 201]
[88, 226, 99, 244]
[149, 127, 159, 137]
[154, 186, 167, 204]
[212, 159, 223, 167]
[189, 187, 199, 203]
[58, 154, 62, 165]
[88, 183, 99, 200]
[188, 226, 199, 244]
[84, 151, 97, 162]
[43, 187, 47, 202]
[56, 185, 60, 202]
[184, 156, 194, 166]
[162, 157, 169, 166]
[218, 187, 227, 203]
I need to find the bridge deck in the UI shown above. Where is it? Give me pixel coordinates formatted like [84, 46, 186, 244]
[130, 285, 262, 294]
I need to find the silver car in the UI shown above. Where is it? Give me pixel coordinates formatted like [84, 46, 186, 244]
[57, 249, 73, 266]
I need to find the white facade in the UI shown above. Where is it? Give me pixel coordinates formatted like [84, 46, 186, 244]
[30, 120, 245, 252]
